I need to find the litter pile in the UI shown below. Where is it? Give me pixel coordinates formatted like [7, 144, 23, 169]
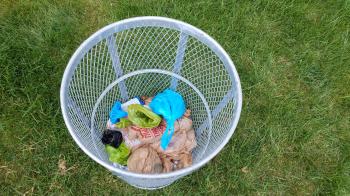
[101, 89, 197, 174]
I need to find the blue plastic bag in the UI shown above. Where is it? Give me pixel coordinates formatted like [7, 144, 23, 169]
[149, 89, 186, 150]
[109, 101, 128, 124]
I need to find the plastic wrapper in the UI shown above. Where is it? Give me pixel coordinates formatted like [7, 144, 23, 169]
[115, 118, 132, 128]
[149, 89, 186, 149]
[105, 143, 130, 165]
[109, 101, 127, 124]
[127, 104, 161, 128]
[101, 129, 123, 148]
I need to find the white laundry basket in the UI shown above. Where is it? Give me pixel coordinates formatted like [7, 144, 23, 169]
[60, 16, 242, 189]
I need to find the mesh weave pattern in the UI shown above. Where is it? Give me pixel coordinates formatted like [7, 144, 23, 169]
[62, 17, 241, 189]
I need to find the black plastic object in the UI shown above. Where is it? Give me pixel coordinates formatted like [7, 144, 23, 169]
[101, 129, 123, 148]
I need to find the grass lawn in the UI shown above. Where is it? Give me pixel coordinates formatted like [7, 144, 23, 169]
[1, 0, 349, 194]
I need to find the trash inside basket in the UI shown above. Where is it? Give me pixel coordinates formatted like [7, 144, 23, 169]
[60, 16, 242, 189]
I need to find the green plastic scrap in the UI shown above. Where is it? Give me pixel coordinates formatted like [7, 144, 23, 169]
[127, 104, 161, 128]
[105, 142, 130, 165]
[115, 118, 132, 128]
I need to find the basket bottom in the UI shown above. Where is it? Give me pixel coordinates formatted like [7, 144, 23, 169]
[128, 182, 173, 190]
[111, 171, 177, 189]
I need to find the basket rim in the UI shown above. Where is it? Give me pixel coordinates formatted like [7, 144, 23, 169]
[60, 16, 243, 179]
[90, 69, 213, 172]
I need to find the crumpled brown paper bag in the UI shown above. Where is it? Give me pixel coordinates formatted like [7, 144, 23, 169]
[127, 146, 163, 174]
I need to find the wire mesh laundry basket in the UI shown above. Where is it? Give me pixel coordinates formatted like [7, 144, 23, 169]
[60, 16, 242, 189]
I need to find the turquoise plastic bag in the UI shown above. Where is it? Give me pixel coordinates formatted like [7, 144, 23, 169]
[149, 89, 186, 150]
[109, 101, 128, 124]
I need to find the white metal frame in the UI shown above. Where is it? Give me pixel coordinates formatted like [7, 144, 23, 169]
[60, 16, 242, 182]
